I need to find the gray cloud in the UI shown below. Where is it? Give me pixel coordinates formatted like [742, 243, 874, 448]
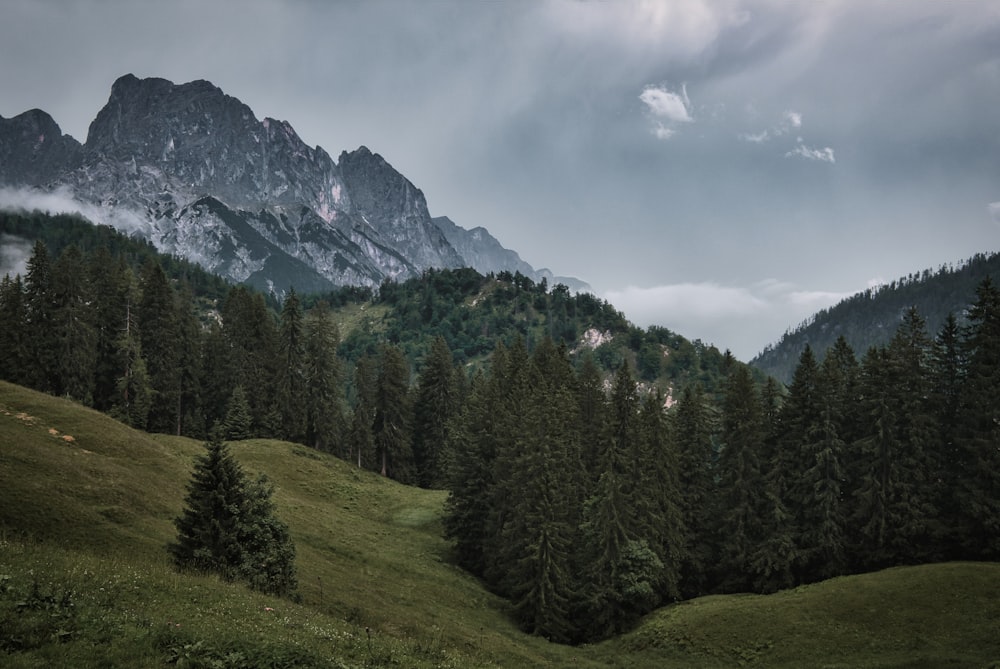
[0, 186, 150, 235]
[604, 280, 855, 359]
[2, 1, 999, 359]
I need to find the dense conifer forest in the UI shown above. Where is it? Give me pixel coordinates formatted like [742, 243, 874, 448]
[2, 210, 998, 644]
[753, 251, 1000, 383]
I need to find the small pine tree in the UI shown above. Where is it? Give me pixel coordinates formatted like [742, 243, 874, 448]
[169, 433, 297, 596]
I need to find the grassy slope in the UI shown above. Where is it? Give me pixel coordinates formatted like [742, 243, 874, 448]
[2, 380, 999, 668]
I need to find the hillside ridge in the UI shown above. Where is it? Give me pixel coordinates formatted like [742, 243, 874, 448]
[752, 250, 1000, 383]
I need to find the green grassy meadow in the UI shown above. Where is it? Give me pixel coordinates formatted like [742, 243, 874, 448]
[2, 380, 998, 668]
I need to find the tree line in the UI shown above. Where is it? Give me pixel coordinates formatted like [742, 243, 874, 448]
[0, 234, 505, 485]
[441, 280, 1000, 642]
[4, 218, 996, 644]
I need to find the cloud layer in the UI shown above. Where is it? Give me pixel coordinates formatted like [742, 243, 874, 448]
[2, 1, 999, 359]
[604, 280, 854, 359]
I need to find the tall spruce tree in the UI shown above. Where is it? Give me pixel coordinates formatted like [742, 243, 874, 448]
[0, 275, 30, 386]
[411, 336, 459, 488]
[348, 354, 377, 469]
[503, 346, 582, 642]
[200, 322, 234, 433]
[884, 307, 937, 563]
[580, 362, 663, 637]
[88, 250, 133, 412]
[931, 313, 965, 557]
[221, 287, 279, 437]
[783, 344, 849, 582]
[51, 245, 97, 403]
[443, 370, 498, 575]
[797, 398, 847, 581]
[637, 390, 685, 601]
[955, 278, 1000, 559]
[850, 311, 937, 571]
[277, 289, 307, 443]
[575, 351, 607, 483]
[481, 338, 532, 589]
[174, 284, 205, 437]
[374, 343, 412, 480]
[110, 296, 152, 429]
[303, 301, 345, 453]
[138, 259, 182, 433]
[714, 364, 766, 592]
[851, 346, 896, 570]
[671, 384, 718, 598]
[24, 241, 58, 393]
[223, 385, 254, 441]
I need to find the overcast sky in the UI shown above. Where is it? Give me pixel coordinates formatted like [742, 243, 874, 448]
[2, 0, 999, 359]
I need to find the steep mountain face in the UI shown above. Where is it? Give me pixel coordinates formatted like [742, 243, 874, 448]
[0, 74, 581, 294]
[339, 147, 463, 271]
[433, 216, 591, 292]
[433, 215, 537, 278]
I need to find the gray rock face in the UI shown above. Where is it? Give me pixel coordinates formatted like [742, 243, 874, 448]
[433, 216, 591, 292]
[340, 147, 464, 272]
[81, 75, 347, 213]
[433, 215, 537, 277]
[0, 109, 82, 187]
[0, 74, 586, 294]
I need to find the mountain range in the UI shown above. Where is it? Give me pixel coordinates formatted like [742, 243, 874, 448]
[0, 74, 587, 295]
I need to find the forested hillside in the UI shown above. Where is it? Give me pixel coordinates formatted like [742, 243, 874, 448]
[752, 251, 1000, 383]
[0, 210, 735, 481]
[3, 209, 998, 647]
[440, 285, 1000, 640]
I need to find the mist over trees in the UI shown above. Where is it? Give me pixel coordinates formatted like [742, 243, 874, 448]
[2, 210, 998, 643]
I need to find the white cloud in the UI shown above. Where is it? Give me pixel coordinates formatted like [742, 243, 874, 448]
[786, 141, 835, 163]
[741, 109, 804, 144]
[783, 110, 802, 129]
[989, 201, 1000, 225]
[653, 123, 677, 140]
[740, 129, 770, 143]
[640, 84, 693, 140]
[640, 84, 693, 123]
[603, 279, 854, 359]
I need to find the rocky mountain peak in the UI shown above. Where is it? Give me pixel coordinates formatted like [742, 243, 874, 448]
[338, 146, 464, 270]
[1, 74, 585, 294]
[0, 109, 82, 187]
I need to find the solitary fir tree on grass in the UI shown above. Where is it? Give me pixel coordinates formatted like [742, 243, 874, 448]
[169, 432, 297, 596]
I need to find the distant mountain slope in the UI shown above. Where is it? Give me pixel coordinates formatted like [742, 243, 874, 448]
[0, 74, 585, 295]
[432, 215, 591, 292]
[752, 251, 1000, 383]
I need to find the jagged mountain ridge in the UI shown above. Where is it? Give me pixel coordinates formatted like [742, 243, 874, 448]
[0, 74, 586, 294]
[432, 215, 589, 292]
